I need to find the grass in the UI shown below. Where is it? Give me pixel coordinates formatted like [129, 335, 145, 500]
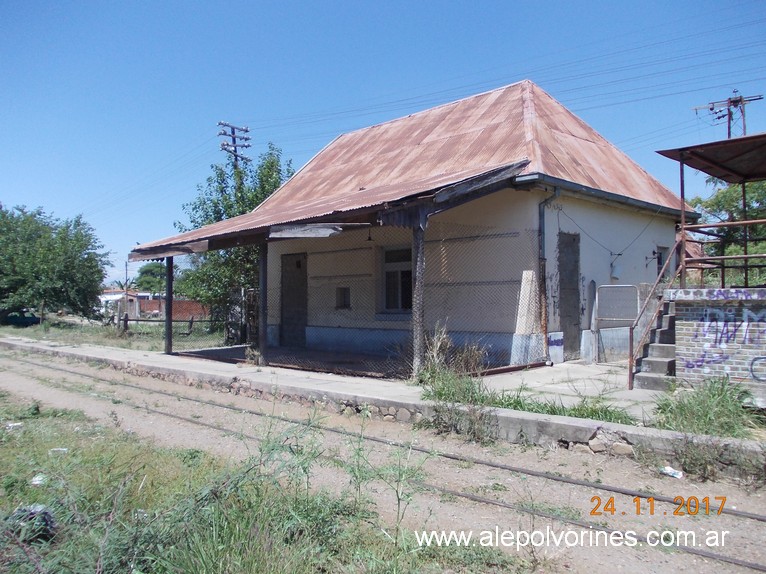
[418, 364, 635, 436]
[653, 377, 766, 439]
[0, 317, 224, 352]
[415, 327, 636, 442]
[0, 393, 528, 573]
[643, 377, 766, 481]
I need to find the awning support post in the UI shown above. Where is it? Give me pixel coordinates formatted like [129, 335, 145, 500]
[164, 256, 174, 354]
[411, 211, 427, 378]
[258, 245, 268, 355]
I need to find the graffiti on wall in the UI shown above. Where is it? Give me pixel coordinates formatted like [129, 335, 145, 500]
[752, 357, 766, 383]
[683, 304, 766, 379]
[670, 288, 766, 302]
[699, 307, 766, 323]
[693, 319, 766, 347]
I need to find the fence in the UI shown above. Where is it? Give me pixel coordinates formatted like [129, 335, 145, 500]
[105, 316, 225, 352]
[265, 221, 546, 376]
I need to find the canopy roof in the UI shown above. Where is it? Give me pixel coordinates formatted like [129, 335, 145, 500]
[657, 132, 766, 183]
[132, 80, 687, 260]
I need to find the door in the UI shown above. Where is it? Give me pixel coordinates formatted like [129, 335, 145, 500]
[557, 233, 581, 361]
[280, 253, 308, 347]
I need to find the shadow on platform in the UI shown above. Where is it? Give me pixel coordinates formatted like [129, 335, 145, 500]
[176, 345, 410, 379]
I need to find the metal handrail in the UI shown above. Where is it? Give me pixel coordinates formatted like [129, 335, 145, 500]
[628, 238, 682, 390]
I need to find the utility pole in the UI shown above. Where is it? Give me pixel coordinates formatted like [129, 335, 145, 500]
[694, 90, 763, 139]
[217, 121, 252, 166]
[217, 122, 252, 346]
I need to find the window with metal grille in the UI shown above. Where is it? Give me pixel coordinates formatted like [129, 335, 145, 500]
[383, 248, 412, 312]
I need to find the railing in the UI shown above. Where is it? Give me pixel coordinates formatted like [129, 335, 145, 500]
[627, 238, 682, 390]
[682, 219, 766, 288]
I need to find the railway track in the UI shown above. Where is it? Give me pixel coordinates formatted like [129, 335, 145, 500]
[3, 351, 766, 572]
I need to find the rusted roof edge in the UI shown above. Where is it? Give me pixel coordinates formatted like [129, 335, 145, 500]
[515, 173, 700, 221]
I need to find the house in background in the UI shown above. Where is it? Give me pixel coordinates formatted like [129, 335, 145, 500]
[99, 289, 208, 322]
[131, 80, 696, 373]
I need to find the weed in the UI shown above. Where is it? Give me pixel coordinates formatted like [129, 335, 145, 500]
[653, 377, 765, 439]
[0, 393, 524, 574]
[375, 442, 431, 549]
[518, 500, 582, 521]
[416, 325, 635, 445]
[333, 408, 376, 514]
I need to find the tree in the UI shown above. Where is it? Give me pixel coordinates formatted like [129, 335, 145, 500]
[113, 277, 136, 291]
[136, 261, 166, 295]
[174, 143, 293, 311]
[690, 181, 766, 285]
[0, 205, 110, 318]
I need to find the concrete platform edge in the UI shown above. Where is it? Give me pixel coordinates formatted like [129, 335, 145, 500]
[2, 338, 763, 465]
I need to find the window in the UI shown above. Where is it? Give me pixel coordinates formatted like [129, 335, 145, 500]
[656, 246, 669, 278]
[383, 248, 412, 312]
[335, 286, 351, 309]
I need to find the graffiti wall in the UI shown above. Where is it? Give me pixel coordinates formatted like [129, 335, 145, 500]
[667, 288, 766, 406]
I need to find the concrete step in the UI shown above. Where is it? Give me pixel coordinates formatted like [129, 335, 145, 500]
[634, 371, 675, 391]
[660, 314, 675, 331]
[663, 301, 676, 314]
[653, 327, 675, 345]
[648, 343, 675, 359]
[639, 356, 675, 376]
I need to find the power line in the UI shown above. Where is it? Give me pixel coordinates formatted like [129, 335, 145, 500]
[694, 90, 764, 138]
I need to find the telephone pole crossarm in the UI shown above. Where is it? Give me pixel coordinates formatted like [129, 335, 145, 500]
[217, 121, 252, 166]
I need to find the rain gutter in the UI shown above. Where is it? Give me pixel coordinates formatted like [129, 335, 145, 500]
[515, 173, 699, 222]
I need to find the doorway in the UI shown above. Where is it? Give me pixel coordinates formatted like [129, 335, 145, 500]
[557, 233, 581, 360]
[280, 252, 308, 347]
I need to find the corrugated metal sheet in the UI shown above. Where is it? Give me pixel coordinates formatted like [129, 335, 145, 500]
[133, 79, 682, 257]
[657, 133, 766, 183]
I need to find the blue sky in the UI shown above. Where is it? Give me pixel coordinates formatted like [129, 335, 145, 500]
[2, 0, 764, 282]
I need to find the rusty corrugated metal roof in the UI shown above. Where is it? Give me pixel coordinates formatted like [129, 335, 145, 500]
[133, 80, 683, 258]
[657, 132, 766, 183]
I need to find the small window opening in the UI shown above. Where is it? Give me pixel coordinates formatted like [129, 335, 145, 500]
[336, 286, 351, 309]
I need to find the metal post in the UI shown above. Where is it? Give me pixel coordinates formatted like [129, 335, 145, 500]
[258, 245, 268, 354]
[411, 215, 426, 377]
[742, 182, 749, 288]
[679, 154, 687, 289]
[164, 256, 174, 354]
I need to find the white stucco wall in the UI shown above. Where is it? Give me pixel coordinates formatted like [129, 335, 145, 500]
[538, 189, 677, 361]
[266, 185, 678, 363]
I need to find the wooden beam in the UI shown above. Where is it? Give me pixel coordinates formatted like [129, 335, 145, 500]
[129, 240, 210, 262]
[433, 160, 529, 204]
[269, 223, 369, 239]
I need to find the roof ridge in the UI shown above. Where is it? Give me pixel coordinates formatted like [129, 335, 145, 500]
[340, 79, 534, 136]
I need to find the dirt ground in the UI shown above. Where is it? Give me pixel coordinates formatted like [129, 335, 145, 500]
[1, 348, 765, 574]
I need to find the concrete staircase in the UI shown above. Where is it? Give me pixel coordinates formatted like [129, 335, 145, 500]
[633, 301, 676, 390]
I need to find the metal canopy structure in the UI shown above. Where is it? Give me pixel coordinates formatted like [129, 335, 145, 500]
[657, 132, 766, 184]
[657, 132, 766, 288]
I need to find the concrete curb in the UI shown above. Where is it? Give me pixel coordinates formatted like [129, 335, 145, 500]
[2, 337, 763, 469]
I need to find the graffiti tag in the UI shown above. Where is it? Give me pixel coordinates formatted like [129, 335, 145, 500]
[684, 351, 731, 370]
[693, 320, 766, 348]
[700, 307, 766, 323]
[751, 357, 766, 383]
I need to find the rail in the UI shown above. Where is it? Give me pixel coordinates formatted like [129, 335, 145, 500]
[627, 238, 681, 390]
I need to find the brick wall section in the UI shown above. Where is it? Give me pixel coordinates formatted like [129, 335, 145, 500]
[666, 288, 766, 405]
[139, 299, 208, 321]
